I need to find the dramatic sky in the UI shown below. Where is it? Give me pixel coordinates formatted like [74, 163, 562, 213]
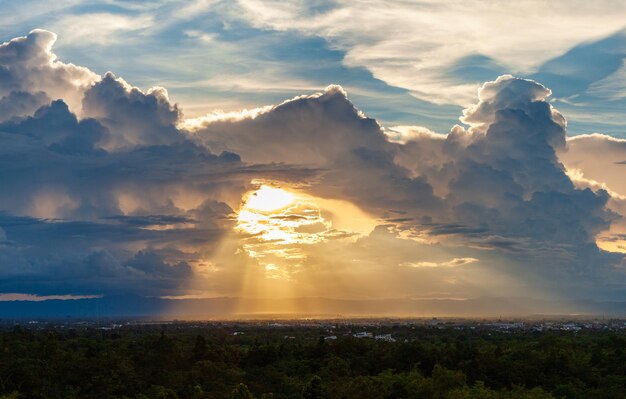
[1, 0, 626, 310]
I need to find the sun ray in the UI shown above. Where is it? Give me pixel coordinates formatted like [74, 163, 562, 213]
[234, 183, 377, 293]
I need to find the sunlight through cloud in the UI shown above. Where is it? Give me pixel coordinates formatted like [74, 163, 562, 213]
[235, 183, 376, 280]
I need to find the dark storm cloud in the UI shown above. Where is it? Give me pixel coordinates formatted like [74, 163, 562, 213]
[1, 29, 625, 300]
[102, 214, 195, 227]
[0, 90, 50, 121]
[0, 245, 194, 296]
[413, 77, 622, 295]
[0, 107, 314, 296]
[0, 30, 317, 296]
[0, 99, 106, 155]
[191, 85, 441, 212]
[193, 76, 613, 248]
[191, 75, 626, 298]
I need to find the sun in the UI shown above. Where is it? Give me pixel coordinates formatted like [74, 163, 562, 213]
[235, 182, 376, 283]
[243, 185, 295, 212]
[237, 185, 322, 246]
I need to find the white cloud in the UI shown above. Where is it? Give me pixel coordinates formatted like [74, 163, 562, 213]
[403, 257, 478, 268]
[0, 29, 98, 116]
[560, 134, 626, 197]
[50, 13, 154, 46]
[227, 0, 626, 106]
[0, 28, 625, 301]
[384, 125, 445, 145]
[586, 61, 626, 100]
[82, 72, 183, 149]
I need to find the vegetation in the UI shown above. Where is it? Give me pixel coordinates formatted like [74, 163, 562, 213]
[0, 323, 624, 398]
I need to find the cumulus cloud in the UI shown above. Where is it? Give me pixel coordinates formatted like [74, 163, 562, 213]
[189, 85, 384, 165]
[191, 74, 626, 299]
[189, 85, 440, 213]
[0, 29, 97, 117]
[395, 77, 621, 299]
[0, 137, 245, 296]
[0, 223, 194, 296]
[384, 125, 445, 145]
[0, 90, 50, 121]
[0, 29, 625, 301]
[559, 134, 626, 197]
[82, 72, 183, 149]
[0, 30, 305, 296]
[0, 99, 106, 155]
[558, 134, 626, 257]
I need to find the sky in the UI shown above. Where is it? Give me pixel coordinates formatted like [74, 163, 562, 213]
[1, 0, 626, 315]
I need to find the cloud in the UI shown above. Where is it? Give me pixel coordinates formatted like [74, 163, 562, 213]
[189, 85, 441, 213]
[403, 257, 479, 268]
[0, 98, 319, 296]
[190, 74, 626, 299]
[0, 90, 50, 121]
[6, 1, 626, 138]
[0, 99, 106, 155]
[0, 29, 97, 116]
[420, 78, 616, 270]
[188, 85, 380, 165]
[50, 12, 154, 46]
[0, 29, 625, 302]
[227, 0, 626, 105]
[0, 229, 194, 296]
[560, 134, 626, 197]
[384, 125, 445, 145]
[558, 134, 626, 256]
[0, 30, 300, 296]
[82, 72, 183, 149]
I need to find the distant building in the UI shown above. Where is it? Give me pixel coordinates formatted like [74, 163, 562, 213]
[561, 323, 581, 331]
[375, 334, 396, 342]
[490, 322, 524, 330]
[353, 332, 373, 338]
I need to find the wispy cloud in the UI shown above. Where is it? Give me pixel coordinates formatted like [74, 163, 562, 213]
[403, 257, 478, 268]
[51, 12, 154, 45]
[229, 0, 626, 105]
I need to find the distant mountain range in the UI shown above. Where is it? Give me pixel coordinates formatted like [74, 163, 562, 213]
[1, 295, 625, 320]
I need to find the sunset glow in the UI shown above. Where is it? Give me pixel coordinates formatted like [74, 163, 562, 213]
[1, 2, 626, 318]
[235, 184, 377, 282]
[5, 4, 626, 398]
[241, 185, 296, 213]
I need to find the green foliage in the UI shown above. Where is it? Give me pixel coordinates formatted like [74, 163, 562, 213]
[231, 383, 255, 399]
[0, 326, 625, 398]
[302, 375, 323, 399]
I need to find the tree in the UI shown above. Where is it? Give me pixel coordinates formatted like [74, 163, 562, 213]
[231, 383, 255, 399]
[302, 375, 323, 399]
[431, 365, 466, 399]
[192, 335, 207, 361]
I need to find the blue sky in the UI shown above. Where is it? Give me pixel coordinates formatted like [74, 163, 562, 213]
[3, 0, 626, 136]
[1, 1, 626, 311]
